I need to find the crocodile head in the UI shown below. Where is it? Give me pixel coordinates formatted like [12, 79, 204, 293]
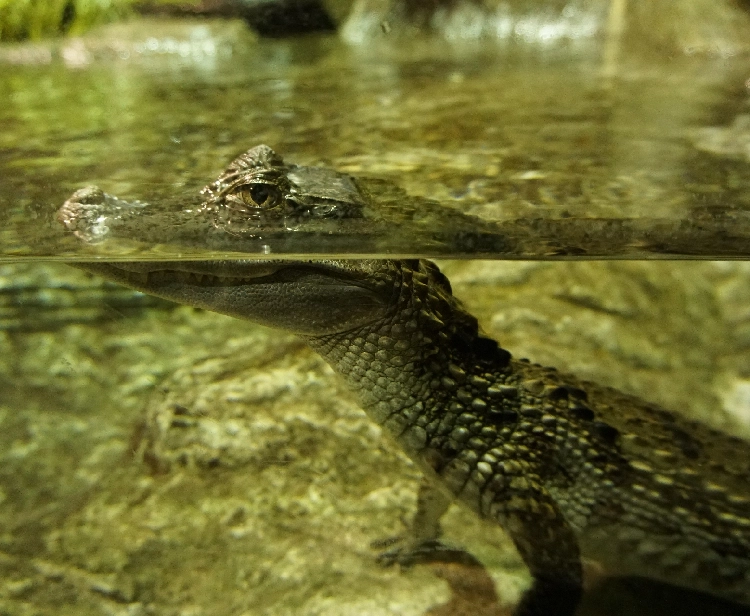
[58, 145, 368, 245]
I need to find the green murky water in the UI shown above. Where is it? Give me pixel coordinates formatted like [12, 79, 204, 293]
[1, 18, 750, 259]
[1, 13, 750, 616]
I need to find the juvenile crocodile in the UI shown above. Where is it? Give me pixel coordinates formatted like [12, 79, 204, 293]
[58, 148, 750, 616]
[57, 145, 510, 255]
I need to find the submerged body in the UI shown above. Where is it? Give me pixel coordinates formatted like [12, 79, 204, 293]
[59, 147, 750, 616]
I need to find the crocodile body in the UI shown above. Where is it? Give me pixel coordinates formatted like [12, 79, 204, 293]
[58, 148, 750, 616]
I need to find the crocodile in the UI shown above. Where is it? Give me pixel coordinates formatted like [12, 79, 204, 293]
[58, 147, 750, 616]
[57, 144, 511, 256]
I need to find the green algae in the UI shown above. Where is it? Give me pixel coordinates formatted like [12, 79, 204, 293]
[0, 0, 130, 41]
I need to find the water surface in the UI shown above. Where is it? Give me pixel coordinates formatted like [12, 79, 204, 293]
[1, 18, 749, 259]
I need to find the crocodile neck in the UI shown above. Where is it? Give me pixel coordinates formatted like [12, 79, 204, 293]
[304, 260, 513, 478]
[300, 260, 625, 521]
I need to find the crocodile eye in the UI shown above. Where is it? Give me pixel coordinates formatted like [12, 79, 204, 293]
[233, 183, 280, 209]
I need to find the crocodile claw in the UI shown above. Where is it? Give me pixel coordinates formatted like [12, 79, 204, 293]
[374, 538, 476, 569]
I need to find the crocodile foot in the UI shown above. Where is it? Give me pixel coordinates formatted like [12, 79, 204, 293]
[374, 538, 509, 616]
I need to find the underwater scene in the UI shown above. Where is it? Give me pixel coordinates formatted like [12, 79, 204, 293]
[1, 1, 750, 615]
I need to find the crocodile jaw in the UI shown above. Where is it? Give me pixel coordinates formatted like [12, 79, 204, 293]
[71, 260, 393, 336]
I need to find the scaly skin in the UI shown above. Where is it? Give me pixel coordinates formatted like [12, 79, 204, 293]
[58, 149, 750, 616]
[55, 258, 750, 615]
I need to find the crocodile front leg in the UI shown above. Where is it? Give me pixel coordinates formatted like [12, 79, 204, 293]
[385, 478, 581, 615]
[378, 476, 581, 615]
[500, 490, 582, 616]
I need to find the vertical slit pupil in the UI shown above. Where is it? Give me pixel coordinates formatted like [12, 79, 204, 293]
[250, 184, 274, 205]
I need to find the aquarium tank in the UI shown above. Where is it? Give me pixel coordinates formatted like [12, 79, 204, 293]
[1, 1, 750, 615]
